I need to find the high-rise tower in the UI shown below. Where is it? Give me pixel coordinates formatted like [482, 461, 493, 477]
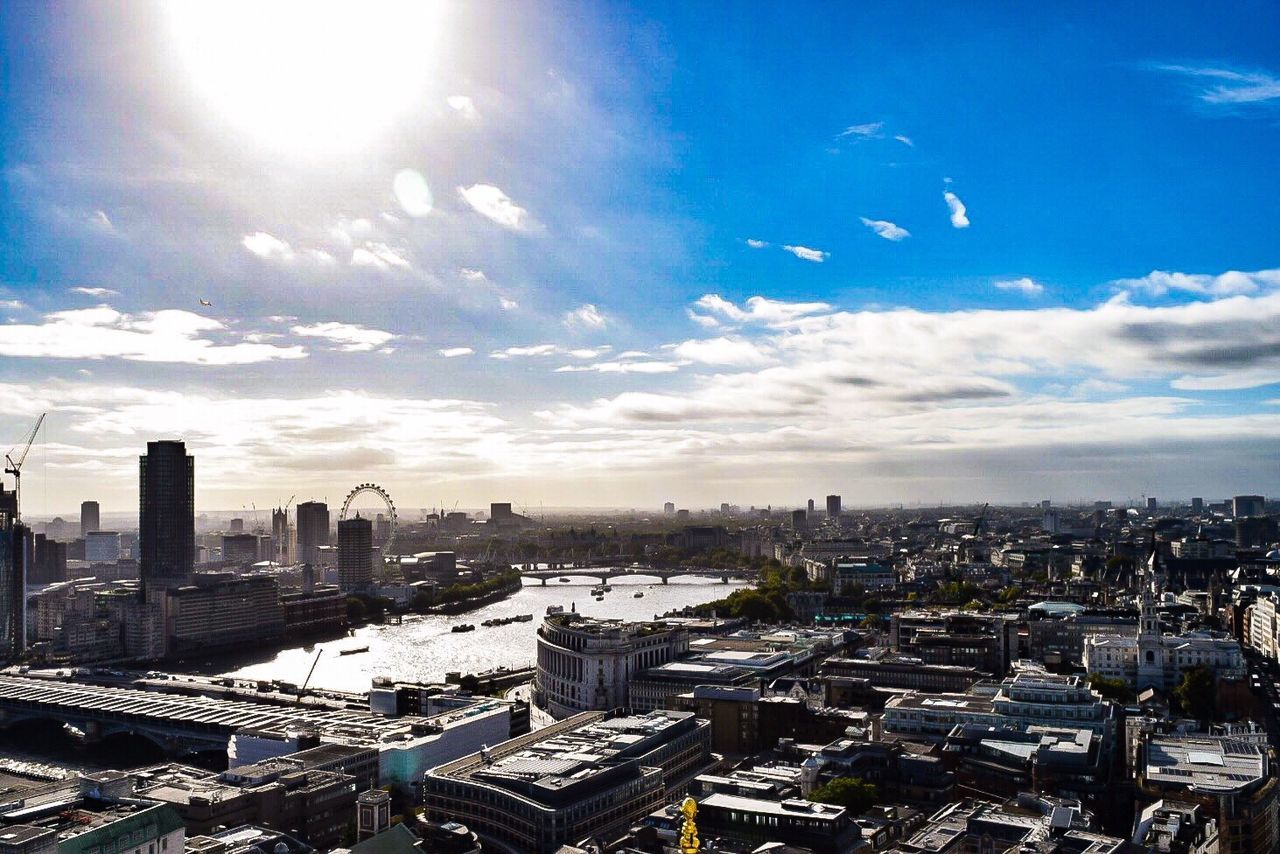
[139, 440, 194, 591]
[338, 515, 373, 592]
[296, 501, 330, 566]
[80, 500, 100, 537]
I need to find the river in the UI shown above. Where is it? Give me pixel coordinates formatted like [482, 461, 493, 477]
[216, 574, 748, 693]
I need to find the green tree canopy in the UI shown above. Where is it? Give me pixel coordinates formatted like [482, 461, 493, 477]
[1174, 665, 1216, 723]
[808, 777, 878, 815]
[1085, 672, 1134, 704]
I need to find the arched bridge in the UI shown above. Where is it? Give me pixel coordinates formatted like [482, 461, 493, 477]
[520, 566, 756, 585]
[0, 675, 412, 757]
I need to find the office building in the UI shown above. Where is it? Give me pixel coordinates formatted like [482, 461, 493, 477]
[161, 572, 286, 656]
[221, 533, 259, 566]
[826, 494, 841, 518]
[0, 485, 26, 662]
[663, 501, 675, 515]
[337, 516, 374, 592]
[84, 530, 121, 564]
[30, 534, 66, 585]
[139, 440, 194, 590]
[535, 613, 689, 718]
[133, 760, 358, 851]
[1233, 495, 1266, 518]
[423, 710, 711, 852]
[295, 501, 329, 566]
[1139, 734, 1278, 854]
[791, 508, 807, 532]
[1148, 496, 1159, 512]
[80, 500, 100, 537]
[0, 773, 186, 854]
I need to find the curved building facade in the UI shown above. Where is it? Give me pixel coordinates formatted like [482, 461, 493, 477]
[535, 614, 688, 719]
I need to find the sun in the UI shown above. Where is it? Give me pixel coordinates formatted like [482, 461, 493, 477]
[163, 0, 445, 156]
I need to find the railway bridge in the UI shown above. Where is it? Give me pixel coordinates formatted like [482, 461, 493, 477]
[0, 675, 411, 756]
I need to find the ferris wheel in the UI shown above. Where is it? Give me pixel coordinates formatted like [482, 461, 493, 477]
[340, 482, 397, 554]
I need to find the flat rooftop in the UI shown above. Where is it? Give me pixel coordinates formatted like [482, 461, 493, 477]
[1146, 736, 1268, 793]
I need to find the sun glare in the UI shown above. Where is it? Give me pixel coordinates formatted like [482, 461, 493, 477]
[164, 0, 444, 156]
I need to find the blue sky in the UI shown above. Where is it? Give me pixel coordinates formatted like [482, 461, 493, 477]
[1, 0, 1279, 513]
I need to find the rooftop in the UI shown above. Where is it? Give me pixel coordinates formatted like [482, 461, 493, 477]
[1145, 736, 1268, 794]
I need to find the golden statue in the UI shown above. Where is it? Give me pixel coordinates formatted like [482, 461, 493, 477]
[678, 796, 700, 854]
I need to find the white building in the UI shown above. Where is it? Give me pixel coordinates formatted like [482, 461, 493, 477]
[534, 614, 689, 719]
[1083, 550, 1245, 692]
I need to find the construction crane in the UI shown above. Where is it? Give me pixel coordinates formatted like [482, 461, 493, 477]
[972, 503, 989, 537]
[4, 413, 45, 522]
[298, 649, 323, 703]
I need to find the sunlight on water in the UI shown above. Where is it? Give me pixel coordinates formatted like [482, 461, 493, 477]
[219, 575, 748, 692]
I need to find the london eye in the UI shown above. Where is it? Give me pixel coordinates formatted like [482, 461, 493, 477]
[339, 482, 397, 554]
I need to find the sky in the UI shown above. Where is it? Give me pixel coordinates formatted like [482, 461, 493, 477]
[2, 1, 1280, 515]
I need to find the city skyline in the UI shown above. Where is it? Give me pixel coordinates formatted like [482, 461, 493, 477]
[4, 2, 1280, 511]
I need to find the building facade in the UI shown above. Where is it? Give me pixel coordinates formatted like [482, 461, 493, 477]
[337, 516, 373, 592]
[139, 440, 194, 591]
[534, 614, 689, 719]
[79, 500, 100, 537]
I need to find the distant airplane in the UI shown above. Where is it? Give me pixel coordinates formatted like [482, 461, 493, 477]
[199, 299, 212, 307]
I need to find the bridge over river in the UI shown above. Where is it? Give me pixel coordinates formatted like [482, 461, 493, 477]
[0, 674, 420, 756]
[519, 565, 757, 585]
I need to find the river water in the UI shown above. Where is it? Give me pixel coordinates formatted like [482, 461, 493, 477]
[217, 574, 747, 694]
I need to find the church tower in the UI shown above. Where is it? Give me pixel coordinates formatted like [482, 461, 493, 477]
[1137, 546, 1165, 690]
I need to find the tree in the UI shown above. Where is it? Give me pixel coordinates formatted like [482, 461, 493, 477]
[1085, 672, 1134, 704]
[807, 777, 878, 815]
[1174, 665, 1216, 723]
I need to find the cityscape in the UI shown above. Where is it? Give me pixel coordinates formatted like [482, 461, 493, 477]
[2, 2, 1280, 854]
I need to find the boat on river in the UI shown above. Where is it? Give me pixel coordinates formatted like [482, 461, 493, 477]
[338, 645, 369, 656]
[451, 624, 475, 633]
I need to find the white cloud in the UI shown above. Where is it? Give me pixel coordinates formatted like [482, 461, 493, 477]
[839, 122, 883, 138]
[672, 336, 774, 367]
[459, 268, 488, 282]
[351, 242, 411, 270]
[289, 321, 396, 352]
[1112, 268, 1279, 297]
[0, 307, 305, 364]
[330, 217, 374, 245]
[554, 360, 683, 375]
[943, 191, 970, 228]
[89, 210, 114, 232]
[393, 169, 433, 217]
[563, 303, 608, 329]
[439, 347, 475, 358]
[694, 294, 832, 326]
[446, 94, 479, 119]
[782, 244, 829, 263]
[994, 277, 1045, 296]
[894, 134, 914, 147]
[0, 300, 25, 310]
[491, 344, 559, 359]
[305, 249, 336, 265]
[687, 310, 720, 329]
[1072, 378, 1129, 396]
[69, 287, 120, 298]
[860, 217, 910, 241]
[745, 239, 768, 249]
[458, 184, 536, 231]
[242, 231, 294, 261]
[568, 346, 613, 359]
[1157, 64, 1280, 105]
[498, 296, 519, 311]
